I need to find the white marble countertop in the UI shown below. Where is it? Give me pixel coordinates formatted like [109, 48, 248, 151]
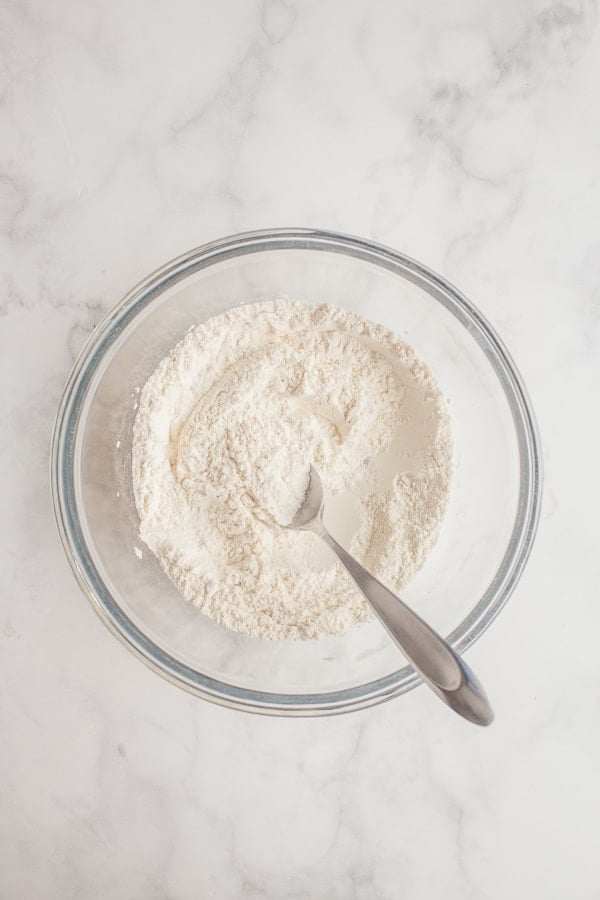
[3, 1, 600, 897]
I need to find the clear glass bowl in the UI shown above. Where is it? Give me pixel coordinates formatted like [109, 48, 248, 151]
[51, 229, 541, 715]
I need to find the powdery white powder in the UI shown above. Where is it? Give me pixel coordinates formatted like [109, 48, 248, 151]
[132, 300, 452, 640]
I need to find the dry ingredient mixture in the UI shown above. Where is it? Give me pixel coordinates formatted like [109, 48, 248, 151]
[132, 300, 452, 640]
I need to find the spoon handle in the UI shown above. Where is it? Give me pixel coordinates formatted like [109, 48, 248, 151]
[320, 530, 493, 726]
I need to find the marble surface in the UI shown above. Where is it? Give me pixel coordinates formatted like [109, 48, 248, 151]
[2, 0, 600, 896]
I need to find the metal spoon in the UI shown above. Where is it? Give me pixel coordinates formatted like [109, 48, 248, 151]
[287, 467, 494, 726]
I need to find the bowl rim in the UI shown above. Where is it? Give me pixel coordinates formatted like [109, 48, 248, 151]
[51, 228, 542, 716]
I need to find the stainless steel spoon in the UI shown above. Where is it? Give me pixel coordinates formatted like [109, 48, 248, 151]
[287, 467, 494, 726]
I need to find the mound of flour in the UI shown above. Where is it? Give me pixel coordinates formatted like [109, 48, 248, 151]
[132, 300, 452, 640]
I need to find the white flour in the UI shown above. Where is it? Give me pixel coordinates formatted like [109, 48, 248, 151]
[132, 300, 452, 640]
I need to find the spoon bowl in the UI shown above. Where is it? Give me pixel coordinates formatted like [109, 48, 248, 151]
[288, 468, 325, 530]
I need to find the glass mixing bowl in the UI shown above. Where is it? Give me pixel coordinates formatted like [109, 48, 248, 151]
[51, 229, 541, 715]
